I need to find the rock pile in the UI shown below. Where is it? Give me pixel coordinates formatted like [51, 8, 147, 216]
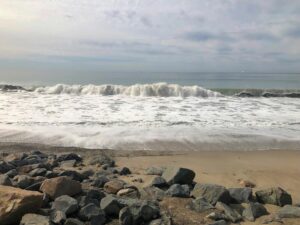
[0, 151, 299, 225]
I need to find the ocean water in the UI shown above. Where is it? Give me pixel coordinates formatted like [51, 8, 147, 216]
[0, 72, 300, 151]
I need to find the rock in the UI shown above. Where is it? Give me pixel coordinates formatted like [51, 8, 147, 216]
[256, 187, 292, 206]
[208, 220, 227, 225]
[145, 167, 165, 176]
[60, 160, 77, 167]
[100, 195, 123, 217]
[119, 167, 131, 175]
[117, 188, 140, 198]
[238, 179, 256, 188]
[20, 214, 51, 225]
[89, 154, 115, 167]
[243, 202, 268, 221]
[91, 176, 109, 188]
[119, 201, 160, 225]
[14, 175, 35, 189]
[206, 212, 227, 221]
[0, 161, 15, 173]
[78, 195, 100, 208]
[278, 205, 300, 218]
[140, 186, 166, 201]
[29, 168, 47, 177]
[64, 218, 85, 225]
[78, 203, 106, 224]
[0, 174, 12, 186]
[162, 167, 195, 185]
[191, 184, 231, 205]
[52, 195, 79, 215]
[83, 188, 105, 201]
[50, 210, 66, 224]
[228, 187, 253, 203]
[0, 185, 43, 225]
[262, 214, 283, 224]
[132, 177, 143, 183]
[165, 184, 190, 197]
[58, 170, 86, 182]
[57, 153, 82, 163]
[40, 176, 82, 199]
[5, 169, 18, 178]
[190, 197, 214, 212]
[215, 202, 242, 223]
[150, 176, 167, 188]
[104, 179, 125, 194]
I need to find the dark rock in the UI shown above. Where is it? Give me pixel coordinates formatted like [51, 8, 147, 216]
[57, 153, 82, 163]
[64, 218, 85, 225]
[256, 187, 292, 206]
[236, 92, 254, 97]
[91, 176, 109, 188]
[165, 184, 190, 197]
[29, 168, 47, 177]
[229, 187, 253, 203]
[45, 171, 57, 178]
[216, 202, 242, 223]
[0, 161, 15, 173]
[78, 196, 100, 208]
[145, 167, 165, 176]
[89, 154, 115, 167]
[278, 205, 300, 218]
[83, 188, 105, 201]
[78, 203, 106, 225]
[162, 167, 195, 185]
[150, 176, 167, 188]
[190, 197, 214, 212]
[5, 169, 18, 178]
[14, 175, 35, 189]
[52, 195, 79, 215]
[58, 170, 86, 182]
[50, 210, 66, 224]
[40, 176, 82, 199]
[119, 167, 131, 175]
[20, 213, 51, 225]
[208, 220, 227, 225]
[104, 179, 125, 194]
[0, 174, 12, 186]
[140, 186, 166, 201]
[100, 195, 123, 217]
[242, 202, 268, 221]
[191, 184, 231, 205]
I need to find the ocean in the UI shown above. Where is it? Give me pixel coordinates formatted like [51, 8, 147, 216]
[0, 72, 300, 151]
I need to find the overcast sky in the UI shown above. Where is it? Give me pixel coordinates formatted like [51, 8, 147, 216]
[0, 0, 300, 79]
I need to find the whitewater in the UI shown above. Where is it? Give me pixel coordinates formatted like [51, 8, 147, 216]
[0, 83, 300, 151]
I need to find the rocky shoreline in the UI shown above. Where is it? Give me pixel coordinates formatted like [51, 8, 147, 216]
[0, 150, 300, 225]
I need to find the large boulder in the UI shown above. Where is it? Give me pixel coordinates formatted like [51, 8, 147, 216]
[0, 185, 43, 225]
[242, 202, 268, 221]
[20, 214, 51, 225]
[255, 187, 292, 206]
[228, 187, 253, 203]
[40, 176, 82, 199]
[162, 167, 195, 185]
[278, 205, 300, 218]
[191, 184, 231, 205]
[51, 195, 79, 215]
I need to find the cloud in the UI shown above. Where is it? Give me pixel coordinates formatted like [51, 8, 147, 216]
[183, 31, 234, 42]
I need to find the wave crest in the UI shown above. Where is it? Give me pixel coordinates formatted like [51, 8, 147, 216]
[34, 83, 222, 97]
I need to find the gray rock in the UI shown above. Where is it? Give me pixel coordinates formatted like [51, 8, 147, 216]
[89, 154, 115, 167]
[216, 202, 242, 223]
[0, 174, 12, 186]
[100, 195, 122, 217]
[119, 167, 131, 175]
[29, 168, 47, 177]
[57, 153, 82, 163]
[145, 167, 165, 176]
[162, 167, 195, 185]
[243, 202, 268, 221]
[165, 184, 190, 197]
[228, 187, 253, 203]
[50, 210, 66, 224]
[104, 179, 125, 194]
[91, 176, 109, 188]
[5, 169, 18, 178]
[206, 212, 227, 221]
[78, 203, 106, 225]
[0, 161, 15, 173]
[78, 195, 100, 208]
[256, 187, 292, 206]
[83, 188, 105, 201]
[60, 160, 77, 167]
[190, 197, 214, 212]
[14, 175, 35, 189]
[58, 170, 86, 182]
[52, 195, 79, 215]
[278, 205, 300, 218]
[140, 186, 166, 201]
[208, 220, 227, 225]
[150, 176, 167, 188]
[64, 218, 85, 225]
[20, 214, 51, 225]
[191, 184, 231, 205]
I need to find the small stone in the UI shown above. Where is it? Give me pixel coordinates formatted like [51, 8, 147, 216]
[255, 187, 292, 206]
[51, 195, 79, 215]
[0, 161, 15, 173]
[238, 179, 256, 188]
[206, 212, 227, 221]
[119, 167, 131, 175]
[91, 176, 109, 188]
[104, 179, 125, 194]
[5, 169, 18, 178]
[145, 167, 165, 176]
[50, 210, 66, 224]
[165, 184, 190, 197]
[58, 170, 86, 182]
[150, 176, 167, 188]
[64, 218, 85, 225]
[215, 201, 242, 223]
[140, 186, 166, 201]
[14, 175, 35, 189]
[100, 195, 122, 217]
[89, 154, 115, 167]
[60, 160, 77, 167]
[228, 187, 253, 203]
[0, 174, 12, 186]
[278, 205, 300, 218]
[132, 178, 143, 183]
[117, 188, 140, 198]
[162, 167, 195, 185]
[29, 168, 47, 177]
[190, 197, 214, 212]
[243, 202, 268, 221]
[56, 153, 82, 163]
[78, 203, 106, 225]
[20, 214, 51, 225]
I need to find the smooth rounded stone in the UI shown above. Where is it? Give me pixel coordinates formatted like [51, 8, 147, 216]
[208, 220, 227, 225]
[145, 167, 165, 176]
[20, 214, 51, 225]
[91, 176, 109, 188]
[0, 161, 15, 173]
[165, 184, 190, 198]
[215, 202, 242, 223]
[278, 205, 300, 218]
[0, 174, 12, 186]
[228, 187, 253, 203]
[40, 176, 82, 199]
[52, 195, 79, 215]
[57, 153, 82, 163]
[58, 170, 87, 182]
[242, 202, 268, 221]
[78, 203, 106, 225]
[190, 197, 214, 212]
[89, 154, 115, 167]
[0, 185, 43, 225]
[104, 179, 125, 194]
[255, 187, 292, 206]
[29, 168, 47, 177]
[117, 188, 140, 199]
[100, 195, 123, 217]
[64, 218, 85, 225]
[118, 167, 131, 175]
[14, 175, 35, 189]
[140, 186, 166, 201]
[162, 167, 195, 185]
[150, 176, 167, 188]
[5, 169, 18, 178]
[50, 210, 66, 224]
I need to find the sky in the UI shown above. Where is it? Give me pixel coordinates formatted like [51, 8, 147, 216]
[0, 0, 300, 80]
